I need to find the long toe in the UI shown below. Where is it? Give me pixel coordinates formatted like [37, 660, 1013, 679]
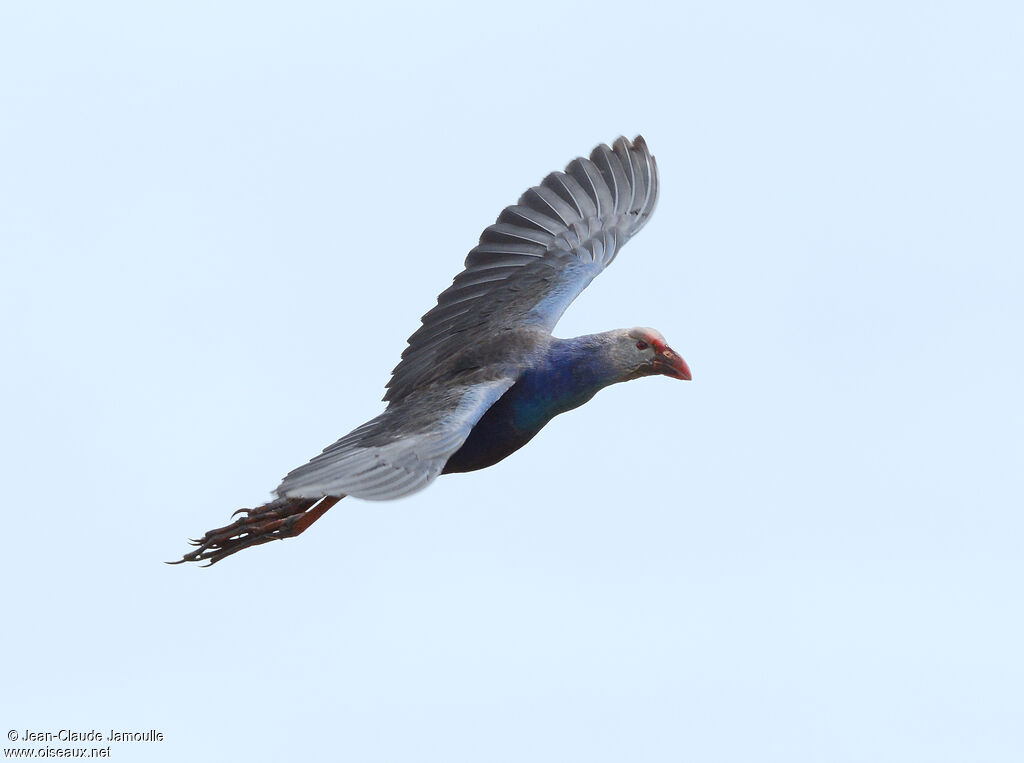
[170, 496, 342, 566]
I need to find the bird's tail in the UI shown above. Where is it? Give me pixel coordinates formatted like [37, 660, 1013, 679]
[169, 494, 343, 566]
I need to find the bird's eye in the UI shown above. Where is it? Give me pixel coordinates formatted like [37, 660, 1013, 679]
[636, 341, 649, 350]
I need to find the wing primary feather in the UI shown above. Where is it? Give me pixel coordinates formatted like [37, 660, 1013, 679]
[518, 185, 582, 227]
[541, 172, 598, 220]
[566, 157, 614, 220]
[498, 205, 564, 235]
[463, 254, 537, 273]
[592, 143, 631, 216]
[480, 223, 555, 247]
[611, 138, 637, 214]
[450, 268, 525, 291]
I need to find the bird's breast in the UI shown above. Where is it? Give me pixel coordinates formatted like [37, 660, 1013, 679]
[440, 361, 603, 474]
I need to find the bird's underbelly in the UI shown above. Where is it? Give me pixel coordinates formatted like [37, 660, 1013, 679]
[440, 399, 542, 474]
[441, 373, 599, 475]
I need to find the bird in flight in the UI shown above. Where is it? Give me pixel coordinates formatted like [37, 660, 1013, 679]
[173, 135, 690, 566]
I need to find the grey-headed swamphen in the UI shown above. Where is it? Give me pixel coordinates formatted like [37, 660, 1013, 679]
[174, 135, 690, 565]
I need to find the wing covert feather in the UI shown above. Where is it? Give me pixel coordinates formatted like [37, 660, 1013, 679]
[276, 379, 514, 501]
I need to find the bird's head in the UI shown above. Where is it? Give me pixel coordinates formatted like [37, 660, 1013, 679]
[616, 327, 691, 381]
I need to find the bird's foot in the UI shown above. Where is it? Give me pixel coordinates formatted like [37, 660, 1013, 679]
[169, 495, 342, 566]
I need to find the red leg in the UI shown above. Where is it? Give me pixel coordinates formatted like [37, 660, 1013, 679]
[170, 495, 343, 566]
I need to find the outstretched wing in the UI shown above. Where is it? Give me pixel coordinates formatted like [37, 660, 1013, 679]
[384, 135, 659, 403]
[275, 378, 515, 501]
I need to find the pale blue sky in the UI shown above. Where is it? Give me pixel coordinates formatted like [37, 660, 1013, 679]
[2, 2, 1022, 761]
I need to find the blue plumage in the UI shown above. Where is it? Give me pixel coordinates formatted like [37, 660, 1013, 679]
[443, 336, 614, 473]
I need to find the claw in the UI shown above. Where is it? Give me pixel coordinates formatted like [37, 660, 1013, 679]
[171, 495, 343, 566]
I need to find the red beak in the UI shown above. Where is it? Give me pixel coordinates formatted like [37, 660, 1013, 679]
[653, 346, 691, 380]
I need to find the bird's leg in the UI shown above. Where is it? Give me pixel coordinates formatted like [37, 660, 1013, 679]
[170, 495, 343, 566]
